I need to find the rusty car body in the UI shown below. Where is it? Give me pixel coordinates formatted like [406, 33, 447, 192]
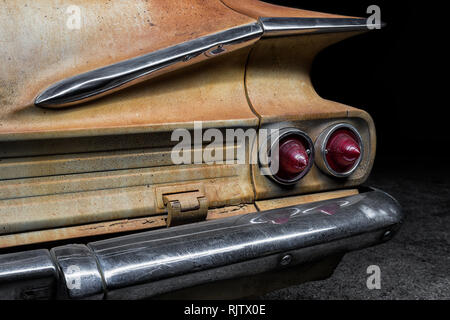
[0, 0, 402, 299]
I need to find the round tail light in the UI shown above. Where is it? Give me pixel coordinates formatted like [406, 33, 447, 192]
[315, 124, 363, 177]
[260, 128, 314, 185]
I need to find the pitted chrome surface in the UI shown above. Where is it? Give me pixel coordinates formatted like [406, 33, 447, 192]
[0, 189, 402, 299]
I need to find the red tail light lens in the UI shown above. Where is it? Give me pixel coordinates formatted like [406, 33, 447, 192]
[314, 122, 364, 178]
[315, 123, 364, 177]
[264, 129, 314, 185]
[277, 137, 309, 179]
[325, 128, 361, 173]
[259, 128, 314, 185]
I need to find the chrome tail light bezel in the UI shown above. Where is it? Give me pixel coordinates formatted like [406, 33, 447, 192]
[315, 123, 364, 178]
[259, 127, 315, 185]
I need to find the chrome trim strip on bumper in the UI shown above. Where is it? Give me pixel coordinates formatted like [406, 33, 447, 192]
[0, 188, 402, 300]
[0, 249, 58, 300]
[34, 18, 372, 109]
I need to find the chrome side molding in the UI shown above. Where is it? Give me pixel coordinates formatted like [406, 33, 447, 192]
[34, 17, 373, 109]
[35, 22, 264, 108]
[0, 188, 402, 299]
[259, 17, 370, 37]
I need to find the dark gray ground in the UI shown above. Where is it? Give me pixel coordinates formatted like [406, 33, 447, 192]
[261, 158, 450, 300]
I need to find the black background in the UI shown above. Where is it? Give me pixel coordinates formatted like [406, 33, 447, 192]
[266, 0, 443, 164]
[255, 2, 449, 300]
[258, 2, 449, 300]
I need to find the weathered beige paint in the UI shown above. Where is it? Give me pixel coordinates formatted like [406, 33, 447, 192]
[0, 161, 255, 235]
[244, 35, 376, 200]
[0, 0, 257, 140]
[0, 189, 359, 249]
[0, 204, 258, 249]
[255, 189, 359, 211]
[0, 1, 377, 247]
[221, 0, 353, 19]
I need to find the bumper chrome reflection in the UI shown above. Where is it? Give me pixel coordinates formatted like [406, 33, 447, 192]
[0, 188, 402, 299]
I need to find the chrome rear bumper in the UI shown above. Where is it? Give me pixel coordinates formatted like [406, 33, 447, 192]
[0, 188, 402, 300]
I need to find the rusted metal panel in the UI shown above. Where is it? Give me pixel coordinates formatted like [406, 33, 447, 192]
[0, 124, 256, 240]
[0, 169, 254, 235]
[255, 189, 359, 211]
[0, 187, 362, 249]
[0, 1, 377, 251]
[221, 0, 350, 19]
[244, 35, 377, 200]
[206, 204, 257, 220]
[0, 188, 362, 249]
[0, 148, 176, 180]
[164, 192, 209, 227]
[244, 34, 368, 123]
[0, 49, 258, 140]
[0, 162, 240, 200]
[0, 204, 258, 249]
[0, 216, 167, 250]
[0, 0, 258, 140]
